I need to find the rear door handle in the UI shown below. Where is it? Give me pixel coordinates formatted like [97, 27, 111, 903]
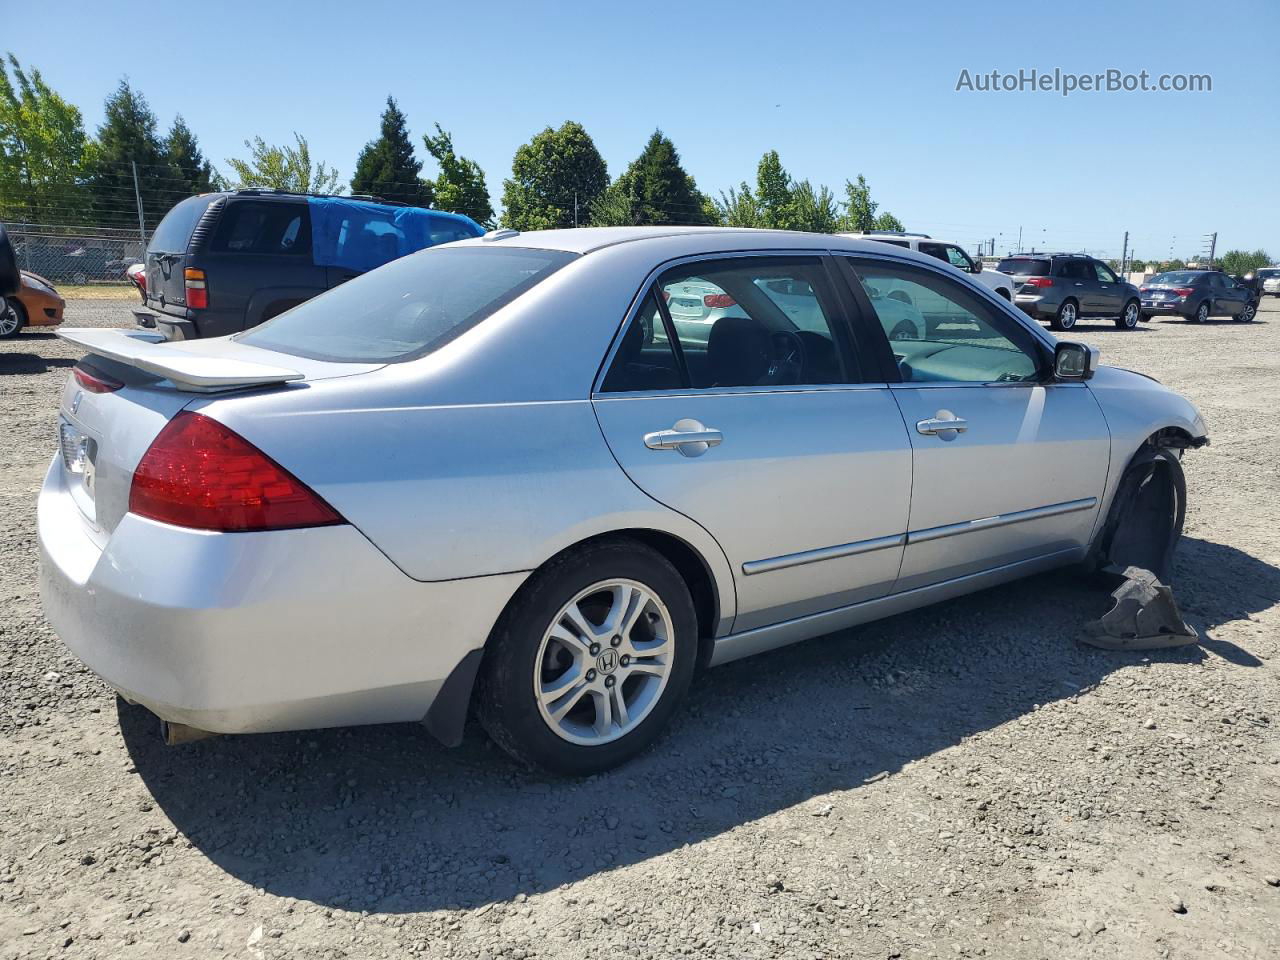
[916, 411, 968, 440]
[644, 418, 723, 457]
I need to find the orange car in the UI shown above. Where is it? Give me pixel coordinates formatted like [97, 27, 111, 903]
[0, 271, 65, 338]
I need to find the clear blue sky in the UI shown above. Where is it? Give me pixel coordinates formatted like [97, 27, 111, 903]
[9, 0, 1279, 260]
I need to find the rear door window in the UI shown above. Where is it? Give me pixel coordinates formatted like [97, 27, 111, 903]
[211, 201, 311, 256]
[601, 256, 857, 392]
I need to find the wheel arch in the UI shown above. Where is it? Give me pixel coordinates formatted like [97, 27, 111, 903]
[423, 526, 729, 748]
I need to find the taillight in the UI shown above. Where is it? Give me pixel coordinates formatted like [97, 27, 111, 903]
[184, 267, 208, 309]
[129, 412, 344, 532]
[1172, 287, 1194, 297]
[1024, 277, 1054, 288]
[73, 363, 123, 394]
[703, 293, 736, 308]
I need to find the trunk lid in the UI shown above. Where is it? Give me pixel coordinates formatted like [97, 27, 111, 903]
[54, 328, 380, 538]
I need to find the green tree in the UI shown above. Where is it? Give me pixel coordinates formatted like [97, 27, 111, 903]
[226, 134, 341, 194]
[836, 175, 877, 232]
[716, 183, 762, 227]
[501, 121, 607, 230]
[873, 211, 904, 232]
[163, 115, 219, 207]
[718, 152, 876, 233]
[1218, 249, 1272, 276]
[423, 124, 493, 227]
[85, 79, 169, 227]
[0, 54, 89, 223]
[787, 180, 840, 233]
[350, 96, 431, 206]
[590, 130, 712, 226]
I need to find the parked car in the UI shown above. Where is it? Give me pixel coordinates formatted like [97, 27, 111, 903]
[24, 244, 115, 285]
[843, 232, 1016, 300]
[138, 189, 483, 340]
[0, 270, 65, 338]
[1139, 270, 1257, 323]
[1256, 266, 1280, 297]
[999, 253, 1143, 331]
[40, 228, 1207, 775]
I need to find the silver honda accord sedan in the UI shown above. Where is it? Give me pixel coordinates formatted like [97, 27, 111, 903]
[39, 228, 1208, 774]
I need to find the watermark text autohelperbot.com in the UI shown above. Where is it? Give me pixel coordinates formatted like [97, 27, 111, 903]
[956, 68, 1211, 96]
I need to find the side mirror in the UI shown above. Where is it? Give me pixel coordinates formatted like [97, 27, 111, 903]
[0, 224, 19, 298]
[968, 259, 983, 274]
[1054, 341, 1100, 381]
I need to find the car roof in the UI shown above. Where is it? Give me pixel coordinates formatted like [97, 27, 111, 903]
[453, 226, 943, 257]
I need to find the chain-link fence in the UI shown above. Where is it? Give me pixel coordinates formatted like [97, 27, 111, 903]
[7, 223, 149, 286]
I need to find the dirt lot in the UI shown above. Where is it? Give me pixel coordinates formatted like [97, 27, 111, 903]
[2, 300, 1278, 959]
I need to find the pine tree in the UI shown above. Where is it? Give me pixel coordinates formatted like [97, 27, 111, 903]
[423, 124, 493, 227]
[163, 115, 218, 209]
[592, 130, 711, 226]
[501, 121, 607, 230]
[350, 96, 431, 206]
[86, 79, 168, 228]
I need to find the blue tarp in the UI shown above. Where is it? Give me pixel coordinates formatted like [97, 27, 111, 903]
[307, 198, 481, 273]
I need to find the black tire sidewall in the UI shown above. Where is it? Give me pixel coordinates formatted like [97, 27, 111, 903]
[477, 539, 699, 776]
[0, 297, 25, 339]
[1118, 300, 1140, 329]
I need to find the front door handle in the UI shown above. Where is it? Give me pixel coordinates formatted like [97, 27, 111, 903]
[916, 410, 968, 441]
[644, 418, 723, 458]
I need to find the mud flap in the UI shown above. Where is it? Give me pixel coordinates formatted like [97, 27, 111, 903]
[1082, 565, 1198, 650]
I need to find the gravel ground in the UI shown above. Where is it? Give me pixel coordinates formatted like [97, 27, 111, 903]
[2, 299, 1278, 959]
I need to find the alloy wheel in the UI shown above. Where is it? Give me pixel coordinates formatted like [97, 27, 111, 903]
[533, 579, 674, 746]
[1122, 302, 1139, 328]
[1241, 303, 1256, 322]
[0, 302, 19, 336]
[1059, 303, 1077, 329]
[1196, 303, 1209, 323]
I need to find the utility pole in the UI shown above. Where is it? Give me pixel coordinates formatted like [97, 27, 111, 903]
[1016, 226, 1022, 252]
[1120, 231, 1129, 277]
[131, 161, 147, 244]
[573, 190, 578, 228]
[1206, 231, 1217, 267]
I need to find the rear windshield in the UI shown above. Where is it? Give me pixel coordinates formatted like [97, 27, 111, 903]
[997, 257, 1050, 276]
[238, 246, 577, 363]
[1147, 271, 1202, 285]
[149, 194, 218, 253]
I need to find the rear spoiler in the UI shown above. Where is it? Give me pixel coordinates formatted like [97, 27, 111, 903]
[56, 328, 303, 394]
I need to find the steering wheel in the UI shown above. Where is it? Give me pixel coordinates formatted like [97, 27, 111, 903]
[763, 330, 805, 384]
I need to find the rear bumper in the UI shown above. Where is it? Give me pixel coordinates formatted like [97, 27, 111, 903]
[37, 456, 526, 735]
[1141, 299, 1193, 317]
[1013, 294, 1056, 320]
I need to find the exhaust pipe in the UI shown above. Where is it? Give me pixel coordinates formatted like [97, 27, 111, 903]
[159, 719, 218, 746]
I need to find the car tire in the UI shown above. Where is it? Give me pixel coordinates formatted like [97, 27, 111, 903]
[0, 297, 26, 339]
[1193, 301, 1210, 324]
[1050, 299, 1078, 331]
[1236, 302, 1257, 323]
[1116, 299, 1140, 330]
[1087, 446, 1187, 583]
[888, 320, 917, 341]
[476, 537, 699, 776]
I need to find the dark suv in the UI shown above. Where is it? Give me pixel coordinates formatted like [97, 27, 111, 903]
[139, 190, 483, 340]
[998, 253, 1143, 331]
[1139, 270, 1258, 324]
